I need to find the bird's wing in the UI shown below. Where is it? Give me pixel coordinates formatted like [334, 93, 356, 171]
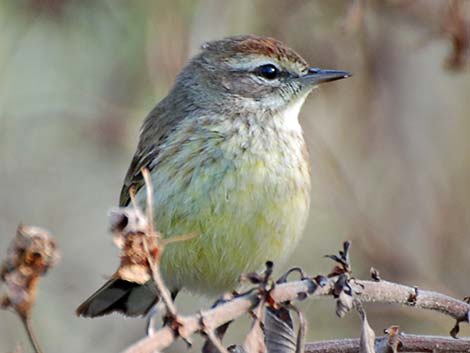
[119, 100, 180, 207]
[76, 278, 159, 317]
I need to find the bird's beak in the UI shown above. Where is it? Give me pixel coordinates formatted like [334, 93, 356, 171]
[300, 67, 351, 86]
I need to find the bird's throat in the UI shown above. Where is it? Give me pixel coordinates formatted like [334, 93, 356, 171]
[276, 94, 308, 133]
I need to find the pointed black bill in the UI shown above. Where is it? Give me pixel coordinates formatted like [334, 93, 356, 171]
[300, 67, 351, 86]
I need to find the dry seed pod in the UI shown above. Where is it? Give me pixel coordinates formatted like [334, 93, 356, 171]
[0, 225, 59, 318]
[109, 207, 160, 284]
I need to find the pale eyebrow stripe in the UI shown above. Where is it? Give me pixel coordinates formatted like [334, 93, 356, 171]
[226, 56, 281, 71]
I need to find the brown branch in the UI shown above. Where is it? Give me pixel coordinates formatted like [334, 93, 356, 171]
[304, 334, 470, 353]
[353, 280, 469, 323]
[122, 291, 261, 353]
[122, 277, 469, 353]
[269, 278, 470, 324]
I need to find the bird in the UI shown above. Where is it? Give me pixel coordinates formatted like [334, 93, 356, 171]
[76, 34, 350, 318]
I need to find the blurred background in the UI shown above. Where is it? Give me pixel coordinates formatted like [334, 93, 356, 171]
[0, 0, 469, 352]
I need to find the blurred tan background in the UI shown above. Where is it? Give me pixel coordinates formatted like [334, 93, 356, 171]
[0, 0, 469, 352]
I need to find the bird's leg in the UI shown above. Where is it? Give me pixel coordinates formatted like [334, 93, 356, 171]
[146, 290, 179, 336]
[146, 304, 161, 336]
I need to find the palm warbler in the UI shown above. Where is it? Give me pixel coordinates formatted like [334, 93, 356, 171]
[77, 35, 350, 317]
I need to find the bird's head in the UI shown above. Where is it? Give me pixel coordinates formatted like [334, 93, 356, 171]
[175, 35, 351, 115]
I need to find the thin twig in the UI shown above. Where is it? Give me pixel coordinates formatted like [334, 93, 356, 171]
[147, 256, 178, 319]
[204, 329, 231, 353]
[129, 185, 138, 212]
[21, 316, 44, 353]
[243, 299, 266, 353]
[141, 168, 154, 237]
[140, 168, 178, 318]
[286, 303, 307, 353]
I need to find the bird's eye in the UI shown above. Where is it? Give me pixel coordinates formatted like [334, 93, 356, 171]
[255, 64, 279, 80]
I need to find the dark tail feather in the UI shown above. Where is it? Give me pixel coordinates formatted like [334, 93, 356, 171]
[76, 278, 158, 318]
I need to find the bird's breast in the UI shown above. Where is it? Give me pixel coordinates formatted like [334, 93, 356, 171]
[141, 116, 311, 294]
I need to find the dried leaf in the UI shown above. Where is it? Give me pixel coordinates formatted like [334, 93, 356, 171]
[333, 274, 352, 298]
[332, 273, 354, 318]
[383, 325, 400, 353]
[450, 320, 460, 338]
[370, 267, 381, 282]
[340, 241, 352, 262]
[336, 289, 354, 318]
[265, 307, 296, 353]
[243, 304, 266, 353]
[325, 241, 352, 276]
[355, 301, 376, 353]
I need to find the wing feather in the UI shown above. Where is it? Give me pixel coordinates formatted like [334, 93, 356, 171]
[119, 97, 183, 206]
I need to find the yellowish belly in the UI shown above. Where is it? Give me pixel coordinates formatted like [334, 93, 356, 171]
[143, 153, 310, 295]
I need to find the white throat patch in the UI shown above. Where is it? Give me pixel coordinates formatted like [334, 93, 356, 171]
[277, 94, 308, 133]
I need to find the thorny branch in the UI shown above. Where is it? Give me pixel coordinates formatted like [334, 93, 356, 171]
[122, 272, 470, 353]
